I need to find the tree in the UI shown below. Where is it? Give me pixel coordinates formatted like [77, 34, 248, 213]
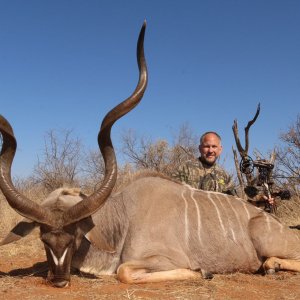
[33, 129, 82, 191]
[81, 149, 105, 191]
[275, 114, 300, 194]
[120, 124, 199, 176]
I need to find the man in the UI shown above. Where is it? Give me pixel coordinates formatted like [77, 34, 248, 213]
[174, 131, 236, 195]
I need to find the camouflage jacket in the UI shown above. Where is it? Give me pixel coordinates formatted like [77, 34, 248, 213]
[173, 158, 236, 195]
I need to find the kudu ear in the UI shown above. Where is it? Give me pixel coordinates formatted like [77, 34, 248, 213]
[84, 230, 116, 254]
[0, 219, 37, 246]
[78, 216, 116, 254]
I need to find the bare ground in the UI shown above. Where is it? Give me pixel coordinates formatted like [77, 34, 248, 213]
[1, 231, 300, 300]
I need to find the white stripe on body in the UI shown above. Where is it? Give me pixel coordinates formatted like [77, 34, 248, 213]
[207, 192, 227, 237]
[215, 194, 237, 243]
[185, 185, 203, 246]
[181, 188, 189, 245]
[222, 195, 256, 258]
[264, 213, 272, 233]
[278, 221, 284, 235]
[242, 202, 251, 220]
[224, 195, 245, 234]
[225, 196, 250, 238]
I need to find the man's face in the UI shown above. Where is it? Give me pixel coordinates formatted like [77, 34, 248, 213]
[199, 133, 223, 166]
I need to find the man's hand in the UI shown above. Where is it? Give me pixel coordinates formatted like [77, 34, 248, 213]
[263, 195, 275, 206]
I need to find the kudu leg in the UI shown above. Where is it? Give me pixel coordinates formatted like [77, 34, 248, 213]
[263, 257, 300, 274]
[117, 261, 203, 284]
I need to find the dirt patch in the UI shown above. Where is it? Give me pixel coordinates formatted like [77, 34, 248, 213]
[1, 233, 300, 300]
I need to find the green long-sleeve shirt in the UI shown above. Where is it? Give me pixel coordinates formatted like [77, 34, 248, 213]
[173, 158, 236, 195]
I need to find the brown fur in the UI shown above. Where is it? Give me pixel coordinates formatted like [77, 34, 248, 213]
[2, 175, 300, 286]
[115, 170, 182, 192]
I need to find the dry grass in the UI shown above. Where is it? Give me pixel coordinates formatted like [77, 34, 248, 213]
[0, 194, 23, 236]
[276, 196, 300, 227]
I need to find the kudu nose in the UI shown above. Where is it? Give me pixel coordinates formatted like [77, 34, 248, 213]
[52, 280, 69, 288]
[47, 273, 70, 288]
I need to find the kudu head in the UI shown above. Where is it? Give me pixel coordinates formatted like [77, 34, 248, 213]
[0, 22, 148, 287]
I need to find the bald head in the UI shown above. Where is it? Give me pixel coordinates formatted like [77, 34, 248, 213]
[199, 132, 223, 166]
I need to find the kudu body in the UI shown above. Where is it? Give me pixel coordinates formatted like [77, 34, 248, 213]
[1, 24, 300, 288]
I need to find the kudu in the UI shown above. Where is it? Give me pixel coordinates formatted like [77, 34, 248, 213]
[1, 24, 300, 289]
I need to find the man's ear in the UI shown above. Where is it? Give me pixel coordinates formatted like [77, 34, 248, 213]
[219, 145, 223, 154]
[0, 219, 37, 246]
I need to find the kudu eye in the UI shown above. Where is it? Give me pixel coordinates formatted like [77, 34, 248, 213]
[41, 237, 51, 248]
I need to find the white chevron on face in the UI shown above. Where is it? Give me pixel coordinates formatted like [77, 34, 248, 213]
[50, 248, 68, 266]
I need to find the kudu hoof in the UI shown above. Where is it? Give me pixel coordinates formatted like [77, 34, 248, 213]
[265, 262, 280, 275]
[266, 268, 276, 275]
[200, 269, 214, 280]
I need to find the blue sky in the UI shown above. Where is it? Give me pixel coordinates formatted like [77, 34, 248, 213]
[0, 0, 299, 177]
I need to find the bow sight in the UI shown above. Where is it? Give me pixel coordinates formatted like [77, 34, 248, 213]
[240, 155, 274, 186]
[233, 104, 291, 215]
[240, 155, 291, 214]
